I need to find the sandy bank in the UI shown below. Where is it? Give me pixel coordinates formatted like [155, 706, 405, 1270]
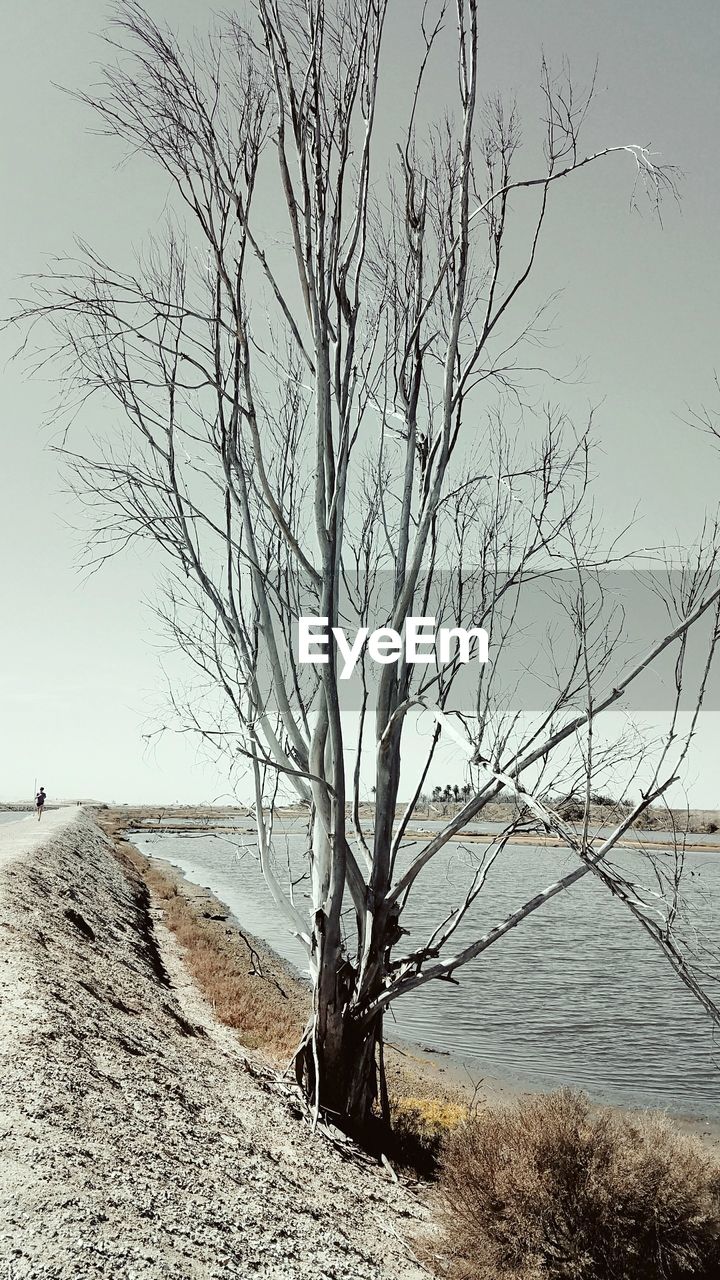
[0, 810, 427, 1279]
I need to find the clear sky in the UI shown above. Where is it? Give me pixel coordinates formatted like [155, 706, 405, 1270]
[2, 1, 720, 804]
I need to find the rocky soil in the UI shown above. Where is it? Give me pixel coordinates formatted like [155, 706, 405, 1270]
[0, 810, 428, 1279]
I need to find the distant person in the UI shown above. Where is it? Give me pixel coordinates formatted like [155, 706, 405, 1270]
[35, 787, 46, 821]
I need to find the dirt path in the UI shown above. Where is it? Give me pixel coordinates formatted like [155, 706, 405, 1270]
[0, 810, 428, 1279]
[0, 807, 77, 870]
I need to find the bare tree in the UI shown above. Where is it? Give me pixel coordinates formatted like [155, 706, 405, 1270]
[12, 0, 720, 1131]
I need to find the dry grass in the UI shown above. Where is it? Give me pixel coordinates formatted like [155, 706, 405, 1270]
[394, 1096, 467, 1135]
[116, 838, 309, 1063]
[433, 1089, 720, 1280]
[383, 1095, 468, 1175]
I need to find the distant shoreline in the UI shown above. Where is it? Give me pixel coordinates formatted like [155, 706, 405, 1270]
[109, 804, 720, 854]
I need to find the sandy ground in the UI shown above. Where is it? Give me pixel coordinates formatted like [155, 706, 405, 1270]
[0, 810, 429, 1279]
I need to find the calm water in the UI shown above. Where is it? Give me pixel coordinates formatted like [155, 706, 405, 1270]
[131, 821, 720, 1120]
[0, 812, 29, 827]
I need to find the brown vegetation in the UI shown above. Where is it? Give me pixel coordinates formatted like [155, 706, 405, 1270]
[433, 1089, 720, 1280]
[115, 836, 309, 1062]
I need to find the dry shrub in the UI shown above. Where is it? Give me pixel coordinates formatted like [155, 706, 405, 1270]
[435, 1089, 720, 1280]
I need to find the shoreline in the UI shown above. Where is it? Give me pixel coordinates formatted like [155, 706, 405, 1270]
[132, 825, 720, 855]
[112, 806, 720, 854]
[112, 816, 720, 1157]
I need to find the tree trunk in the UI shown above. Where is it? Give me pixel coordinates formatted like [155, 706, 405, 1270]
[296, 1002, 383, 1130]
